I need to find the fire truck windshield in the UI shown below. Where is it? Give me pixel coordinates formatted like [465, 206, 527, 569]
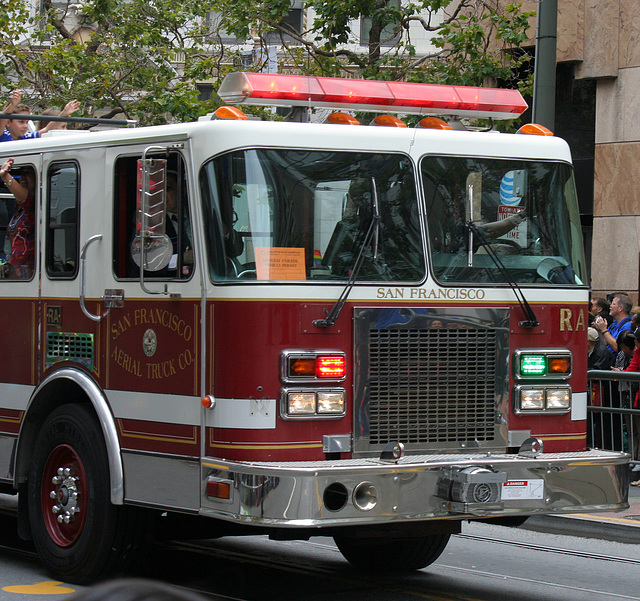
[200, 149, 424, 282]
[422, 156, 587, 286]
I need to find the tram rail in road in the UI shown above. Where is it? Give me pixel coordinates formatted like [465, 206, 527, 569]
[1, 491, 639, 601]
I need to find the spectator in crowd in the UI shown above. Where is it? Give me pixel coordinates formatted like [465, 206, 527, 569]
[590, 297, 613, 326]
[37, 107, 73, 131]
[588, 327, 613, 370]
[614, 330, 636, 372]
[1, 90, 79, 141]
[599, 329, 638, 452]
[618, 328, 640, 481]
[593, 293, 633, 355]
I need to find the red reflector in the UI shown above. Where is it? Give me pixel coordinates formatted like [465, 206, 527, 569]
[316, 356, 346, 379]
[206, 480, 231, 500]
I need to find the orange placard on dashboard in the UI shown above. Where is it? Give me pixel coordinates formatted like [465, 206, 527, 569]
[255, 247, 306, 280]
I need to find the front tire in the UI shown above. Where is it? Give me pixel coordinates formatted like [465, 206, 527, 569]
[334, 533, 450, 571]
[28, 404, 149, 584]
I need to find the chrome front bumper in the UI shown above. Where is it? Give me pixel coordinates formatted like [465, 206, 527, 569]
[200, 450, 629, 527]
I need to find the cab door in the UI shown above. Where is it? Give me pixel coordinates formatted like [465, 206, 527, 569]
[0, 152, 42, 479]
[98, 143, 203, 510]
[40, 147, 104, 387]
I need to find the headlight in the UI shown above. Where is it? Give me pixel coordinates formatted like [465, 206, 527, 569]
[546, 387, 571, 410]
[287, 392, 316, 415]
[317, 391, 345, 414]
[281, 388, 346, 419]
[520, 388, 545, 410]
[515, 385, 572, 414]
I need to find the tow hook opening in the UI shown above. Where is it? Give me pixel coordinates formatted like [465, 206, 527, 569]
[324, 482, 349, 512]
[437, 466, 507, 513]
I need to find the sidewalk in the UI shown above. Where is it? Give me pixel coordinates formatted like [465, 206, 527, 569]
[522, 479, 640, 544]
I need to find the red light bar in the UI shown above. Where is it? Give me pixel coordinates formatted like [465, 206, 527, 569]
[317, 76, 394, 106]
[217, 72, 528, 120]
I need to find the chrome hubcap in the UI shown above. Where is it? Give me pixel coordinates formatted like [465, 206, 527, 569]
[49, 467, 81, 524]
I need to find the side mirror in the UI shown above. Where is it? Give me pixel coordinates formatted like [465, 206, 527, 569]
[131, 157, 172, 271]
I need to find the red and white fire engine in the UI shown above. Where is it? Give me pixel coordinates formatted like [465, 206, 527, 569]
[0, 72, 629, 583]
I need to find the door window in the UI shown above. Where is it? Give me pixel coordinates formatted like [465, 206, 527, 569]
[0, 161, 37, 280]
[113, 153, 193, 280]
[46, 161, 79, 278]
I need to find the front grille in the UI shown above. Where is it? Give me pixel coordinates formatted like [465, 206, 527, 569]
[365, 325, 498, 446]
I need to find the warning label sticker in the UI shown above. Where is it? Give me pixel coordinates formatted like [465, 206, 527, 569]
[501, 479, 544, 500]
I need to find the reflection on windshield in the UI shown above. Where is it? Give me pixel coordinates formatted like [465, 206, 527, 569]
[200, 149, 425, 282]
[421, 156, 586, 286]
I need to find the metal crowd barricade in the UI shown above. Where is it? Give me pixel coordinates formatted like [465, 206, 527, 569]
[588, 369, 640, 467]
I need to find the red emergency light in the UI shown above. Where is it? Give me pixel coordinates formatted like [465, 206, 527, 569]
[217, 72, 528, 120]
[316, 356, 347, 379]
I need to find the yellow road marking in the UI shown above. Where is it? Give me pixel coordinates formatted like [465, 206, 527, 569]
[2, 581, 76, 595]
[569, 513, 640, 525]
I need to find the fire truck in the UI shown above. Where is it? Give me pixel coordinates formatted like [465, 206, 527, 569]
[0, 72, 629, 583]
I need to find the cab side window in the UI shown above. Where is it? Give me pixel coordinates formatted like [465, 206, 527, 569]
[0, 162, 37, 280]
[46, 162, 79, 278]
[113, 153, 193, 280]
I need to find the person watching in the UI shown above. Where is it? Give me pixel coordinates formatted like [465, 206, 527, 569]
[593, 293, 633, 355]
[0, 157, 36, 278]
[590, 297, 613, 326]
[1, 90, 80, 141]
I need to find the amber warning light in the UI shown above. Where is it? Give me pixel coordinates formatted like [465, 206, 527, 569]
[217, 72, 528, 120]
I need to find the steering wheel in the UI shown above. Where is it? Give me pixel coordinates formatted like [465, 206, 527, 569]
[484, 238, 522, 254]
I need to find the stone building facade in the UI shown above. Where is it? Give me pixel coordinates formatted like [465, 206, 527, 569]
[519, 0, 640, 302]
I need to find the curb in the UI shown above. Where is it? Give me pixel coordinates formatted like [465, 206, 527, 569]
[521, 513, 640, 545]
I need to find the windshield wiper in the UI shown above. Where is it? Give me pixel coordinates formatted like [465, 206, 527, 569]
[314, 178, 381, 328]
[467, 221, 539, 328]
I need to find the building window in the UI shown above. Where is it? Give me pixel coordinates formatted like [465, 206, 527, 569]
[206, 11, 245, 44]
[264, 7, 303, 44]
[360, 0, 401, 47]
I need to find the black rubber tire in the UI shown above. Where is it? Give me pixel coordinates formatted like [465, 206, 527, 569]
[27, 403, 150, 584]
[334, 533, 451, 571]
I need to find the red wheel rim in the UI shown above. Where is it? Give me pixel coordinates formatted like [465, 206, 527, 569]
[40, 444, 88, 547]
